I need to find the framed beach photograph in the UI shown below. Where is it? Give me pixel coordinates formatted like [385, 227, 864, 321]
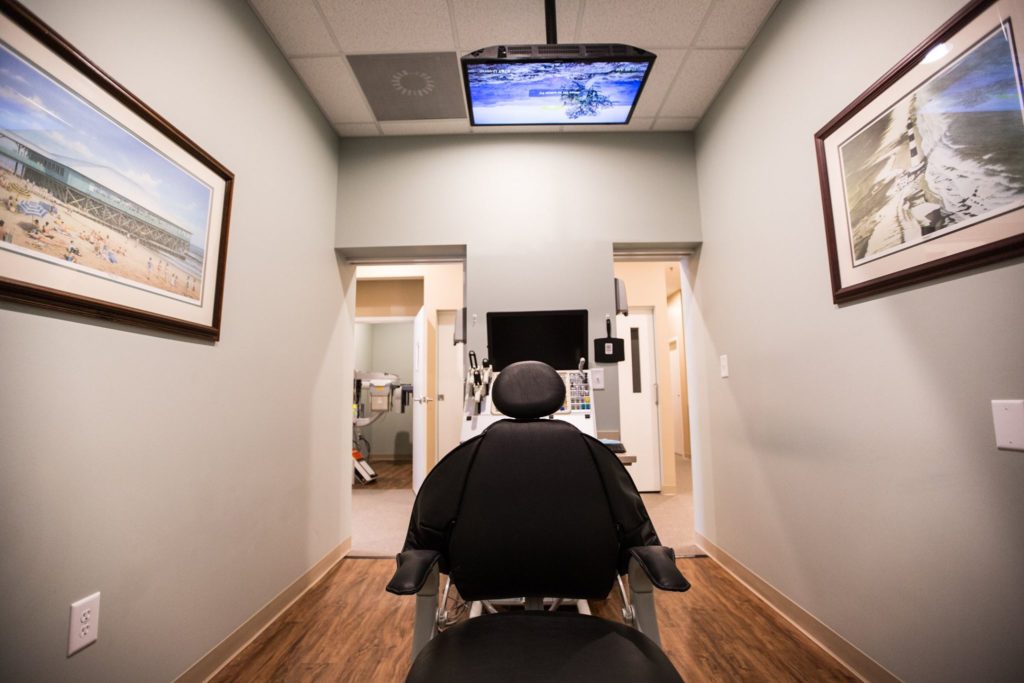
[0, 0, 232, 340]
[815, 0, 1024, 304]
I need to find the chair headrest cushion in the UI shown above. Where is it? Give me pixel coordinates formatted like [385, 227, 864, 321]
[492, 361, 566, 419]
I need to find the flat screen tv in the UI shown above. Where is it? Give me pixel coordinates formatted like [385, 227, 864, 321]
[461, 44, 655, 126]
[486, 309, 588, 371]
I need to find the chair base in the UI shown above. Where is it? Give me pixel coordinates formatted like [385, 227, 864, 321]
[405, 611, 683, 683]
[468, 597, 591, 617]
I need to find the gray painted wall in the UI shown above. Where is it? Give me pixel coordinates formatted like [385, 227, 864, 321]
[692, 0, 1024, 680]
[336, 133, 702, 431]
[0, 1, 349, 680]
[353, 321, 373, 372]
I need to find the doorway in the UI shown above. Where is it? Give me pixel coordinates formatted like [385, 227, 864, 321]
[348, 263, 464, 557]
[354, 318, 415, 466]
[613, 259, 696, 553]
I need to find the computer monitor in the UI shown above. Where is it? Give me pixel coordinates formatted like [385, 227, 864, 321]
[486, 309, 588, 371]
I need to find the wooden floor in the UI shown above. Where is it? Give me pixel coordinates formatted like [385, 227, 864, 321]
[362, 461, 411, 490]
[212, 557, 856, 682]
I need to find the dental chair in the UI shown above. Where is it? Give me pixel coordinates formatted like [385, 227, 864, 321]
[386, 360, 690, 682]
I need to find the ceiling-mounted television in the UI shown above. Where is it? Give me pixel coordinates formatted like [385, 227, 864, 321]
[486, 309, 588, 371]
[461, 44, 655, 126]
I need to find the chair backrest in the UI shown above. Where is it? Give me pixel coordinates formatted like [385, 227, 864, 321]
[447, 417, 621, 600]
[403, 361, 660, 602]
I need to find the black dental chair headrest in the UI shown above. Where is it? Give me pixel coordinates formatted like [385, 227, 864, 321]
[491, 361, 565, 419]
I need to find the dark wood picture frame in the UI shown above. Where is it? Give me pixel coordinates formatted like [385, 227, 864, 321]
[0, 0, 233, 340]
[814, 0, 1024, 304]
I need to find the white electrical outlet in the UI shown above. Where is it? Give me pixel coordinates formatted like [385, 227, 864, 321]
[68, 592, 100, 656]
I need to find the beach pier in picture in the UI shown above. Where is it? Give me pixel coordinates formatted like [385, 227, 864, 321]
[0, 38, 212, 304]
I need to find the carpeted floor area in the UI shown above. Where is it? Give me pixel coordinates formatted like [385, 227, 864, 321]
[351, 456, 696, 557]
[351, 485, 415, 557]
[643, 454, 697, 554]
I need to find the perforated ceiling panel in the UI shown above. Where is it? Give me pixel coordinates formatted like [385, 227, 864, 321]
[347, 52, 466, 121]
[249, 0, 781, 136]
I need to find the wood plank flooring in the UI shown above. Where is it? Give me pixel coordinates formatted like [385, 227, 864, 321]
[211, 557, 856, 682]
[361, 461, 411, 490]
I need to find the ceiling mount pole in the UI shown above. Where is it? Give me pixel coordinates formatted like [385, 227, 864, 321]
[545, 0, 558, 44]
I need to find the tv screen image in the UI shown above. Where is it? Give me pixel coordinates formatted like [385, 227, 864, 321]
[464, 60, 652, 125]
[486, 310, 588, 371]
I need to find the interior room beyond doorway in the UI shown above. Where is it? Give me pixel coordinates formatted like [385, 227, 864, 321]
[614, 259, 696, 553]
[349, 263, 465, 557]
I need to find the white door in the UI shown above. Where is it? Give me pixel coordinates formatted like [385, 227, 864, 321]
[412, 307, 428, 493]
[617, 308, 661, 492]
[669, 340, 684, 457]
[436, 310, 464, 460]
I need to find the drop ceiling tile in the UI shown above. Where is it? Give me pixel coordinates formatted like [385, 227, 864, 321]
[334, 122, 380, 137]
[452, 0, 581, 51]
[695, 0, 778, 48]
[554, 0, 582, 44]
[348, 53, 466, 121]
[576, 0, 711, 48]
[291, 56, 375, 122]
[319, 0, 455, 53]
[561, 117, 654, 132]
[250, 0, 338, 56]
[660, 49, 742, 117]
[379, 119, 471, 136]
[633, 48, 685, 118]
[652, 117, 699, 131]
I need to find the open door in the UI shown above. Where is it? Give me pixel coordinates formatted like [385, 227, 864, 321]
[436, 310, 464, 459]
[412, 307, 428, 493]
[617, 308, 662, 492]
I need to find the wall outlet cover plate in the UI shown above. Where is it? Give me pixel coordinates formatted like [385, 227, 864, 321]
[992, 400, 1024, 451]
[68, 592, 100, 656]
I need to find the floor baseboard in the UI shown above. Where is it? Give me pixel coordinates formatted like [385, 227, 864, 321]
[175, 537, 352, 683]
[695, 532, 899, 683]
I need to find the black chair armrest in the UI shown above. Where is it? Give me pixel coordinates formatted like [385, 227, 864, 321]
[386, 550, 442, 595]
[628, 546, 691, 592]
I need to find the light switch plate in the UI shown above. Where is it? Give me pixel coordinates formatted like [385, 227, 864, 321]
[992, 400, 1024, 451]
[720, 354, 729, 378]
[590, 368, 605, 390]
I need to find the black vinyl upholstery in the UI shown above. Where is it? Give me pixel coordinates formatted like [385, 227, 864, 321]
[491, 360, 566, 418]
[399, 418, 661, 599]
[392, 361, 685, 682]
[387, 549, 442, 595]
[450, 419, 619, 600]
[629, 546, 691, 592]
[405, 611, 683, 683]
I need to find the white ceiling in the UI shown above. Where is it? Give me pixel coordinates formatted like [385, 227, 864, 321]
[249, 0, 778, 137]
